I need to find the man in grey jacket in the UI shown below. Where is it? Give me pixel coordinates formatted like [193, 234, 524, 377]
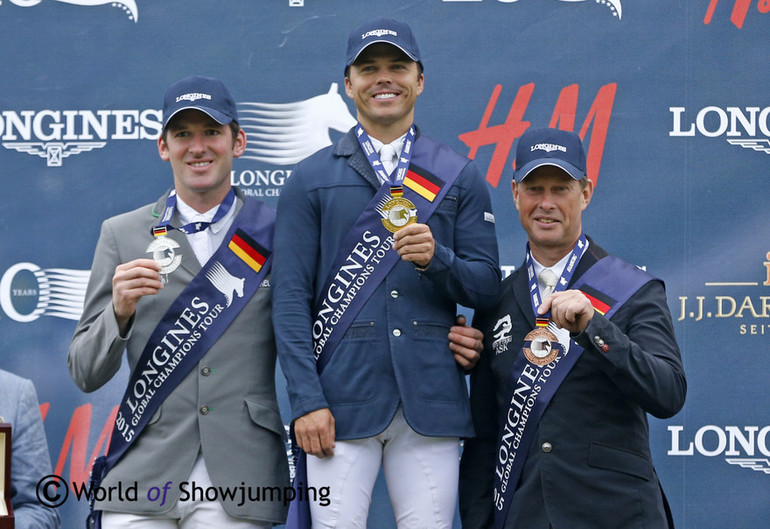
[68, 76, 289, 528]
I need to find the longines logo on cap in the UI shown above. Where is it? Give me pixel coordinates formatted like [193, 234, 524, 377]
[176, 93, 213, 103]
[362, 29, 397, 39]
[531, 143, 567, 154]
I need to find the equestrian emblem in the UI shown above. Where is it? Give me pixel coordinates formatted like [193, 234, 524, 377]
[205, 262, 245, 307]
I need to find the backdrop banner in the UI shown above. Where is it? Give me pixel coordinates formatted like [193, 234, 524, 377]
[0, 1, 767, 527]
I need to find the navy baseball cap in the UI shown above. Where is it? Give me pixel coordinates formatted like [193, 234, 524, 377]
[162, 76, 238, 131]
[513, 128, 587, 183]
[345, 17, 422, 70]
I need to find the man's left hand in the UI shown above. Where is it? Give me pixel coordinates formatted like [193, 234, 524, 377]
[393, 223, 435, 268]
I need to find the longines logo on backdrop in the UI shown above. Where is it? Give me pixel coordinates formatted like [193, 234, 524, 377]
[0, 109, 162, 166]
[669, 425, 770, 476]
[442, 0, 622, 20]
[676, 251, 770, 336]
[1, 84, 355, 170]
[1, 0, 138, 22]
[670, 106, 770, 155]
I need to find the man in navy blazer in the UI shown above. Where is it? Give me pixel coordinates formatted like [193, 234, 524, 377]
[273, 17, 499, 529]
[459, 128, 687, 529]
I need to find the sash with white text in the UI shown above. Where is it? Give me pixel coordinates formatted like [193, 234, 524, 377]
[493, 255, 655, 529]
[87, 197, 274, 529]
[285, 134, 467, 529]
[311, 135, 465, 371]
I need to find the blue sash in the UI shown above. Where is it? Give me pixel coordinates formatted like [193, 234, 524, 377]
[493, 255, 654, 529]
[285, 135, 468, 529]
[87, 197, 274, 529]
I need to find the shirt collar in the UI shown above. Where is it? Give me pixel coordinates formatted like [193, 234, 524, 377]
[175, 193, 236, 235]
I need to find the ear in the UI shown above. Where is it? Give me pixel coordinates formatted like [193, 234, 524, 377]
[344, 76, 353, 98]
[580, 179, 594, 211]
[416, 73, 424, 95]
[232, 128, 247, 158]
[157, 136, 170, 162]
[512, 180, 521, 211]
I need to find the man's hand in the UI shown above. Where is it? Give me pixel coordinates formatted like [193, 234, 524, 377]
[112, 258, 163, 335]
[449, 315, 484, 370]
[294, 408, 336, 458]
[393, 223, 435, 268]
[538, 289, 594, 334]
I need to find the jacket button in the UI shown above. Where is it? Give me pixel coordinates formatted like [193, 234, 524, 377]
[200, 405, 210, 415]
[593, 335, 605, 347]
[201, 366, 211, 376]
[392, 328, 402, 337]
[390, 290, 399, 299]
[541, 442, 552, 453]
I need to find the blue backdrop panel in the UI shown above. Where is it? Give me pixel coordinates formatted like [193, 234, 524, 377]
[1, 1, 768, 527]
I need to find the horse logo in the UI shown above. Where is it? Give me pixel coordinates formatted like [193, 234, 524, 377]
[559, 0, 622, 19]
[6, 0, 138, 22]
[238, 83, 356, 166]
[205, 262, 245, 308]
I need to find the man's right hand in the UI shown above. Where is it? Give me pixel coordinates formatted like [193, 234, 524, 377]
[112, 258, 163, 335]
[294, 408, 336, 458]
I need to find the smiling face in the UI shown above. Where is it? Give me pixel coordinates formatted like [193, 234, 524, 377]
[158, 109, 246, 212]
[345, 42, 424, 143]
[513, 165, 594, 266]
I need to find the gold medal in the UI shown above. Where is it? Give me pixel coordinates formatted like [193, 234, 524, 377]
[522, 327, 561, 366]
[380, 196, 417, 233]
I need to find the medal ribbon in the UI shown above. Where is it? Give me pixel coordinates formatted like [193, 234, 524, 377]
[354, 123, 416, 198]
[153, 188, 236, 235]
[525, 233, 589, 327]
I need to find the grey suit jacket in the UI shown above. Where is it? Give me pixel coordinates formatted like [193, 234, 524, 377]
[67, 189, 289, 523]
[0, 369, 60, 529]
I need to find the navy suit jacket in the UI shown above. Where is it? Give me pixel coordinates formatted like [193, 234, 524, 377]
[459, 238, 687, 529]
[272, 127, 500, 440]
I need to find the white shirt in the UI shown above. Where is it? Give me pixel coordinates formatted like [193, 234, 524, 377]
[175, 194, 237, 265]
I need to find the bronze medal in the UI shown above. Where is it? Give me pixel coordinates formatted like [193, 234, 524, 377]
[522, 327, 561, 366]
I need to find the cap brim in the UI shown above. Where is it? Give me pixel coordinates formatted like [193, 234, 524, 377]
[514, 160, 585, 183]
[162, 106, 233, 131]
[348, 40, 420, 67]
